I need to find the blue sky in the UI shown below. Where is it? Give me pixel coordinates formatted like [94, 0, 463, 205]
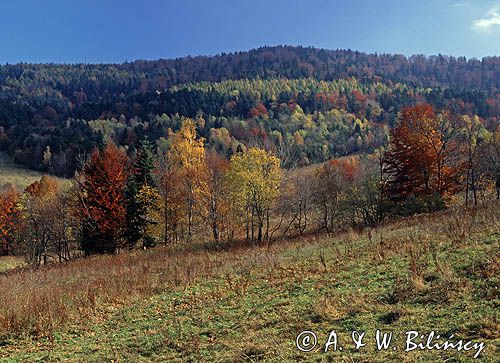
[0, 0, 499, 64]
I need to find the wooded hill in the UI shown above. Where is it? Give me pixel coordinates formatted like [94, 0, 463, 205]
[0, 45, 499, 177]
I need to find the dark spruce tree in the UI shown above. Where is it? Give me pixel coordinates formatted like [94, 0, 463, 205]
[125, 138, 159, 249]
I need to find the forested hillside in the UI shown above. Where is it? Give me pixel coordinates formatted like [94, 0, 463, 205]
[1, 46, 499, 177]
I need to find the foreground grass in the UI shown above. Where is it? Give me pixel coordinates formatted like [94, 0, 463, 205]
[0, 205, 499, 362]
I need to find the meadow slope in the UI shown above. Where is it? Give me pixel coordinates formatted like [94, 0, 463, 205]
[0, 203, 498, 362]
[0, 153, 49, 190]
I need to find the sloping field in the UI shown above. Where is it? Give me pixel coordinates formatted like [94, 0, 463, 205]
[0, 153, 49, 190]
[0, 203, 498, 362]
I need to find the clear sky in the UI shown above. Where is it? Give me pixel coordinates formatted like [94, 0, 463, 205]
[0, 0, 499, 64]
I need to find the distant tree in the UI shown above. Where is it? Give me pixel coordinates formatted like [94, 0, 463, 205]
[279, 172, 313, 236]
[349, 159, 385, 227]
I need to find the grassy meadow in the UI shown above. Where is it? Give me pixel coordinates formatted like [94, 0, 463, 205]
[0, 202, 498, 362]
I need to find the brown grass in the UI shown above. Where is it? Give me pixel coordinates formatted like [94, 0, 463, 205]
[0, 200, 498, 341]
[0, 236, 314, 339]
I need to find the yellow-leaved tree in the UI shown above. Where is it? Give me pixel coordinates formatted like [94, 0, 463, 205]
[135, 183, 163, 245]
[167, 119, 205, 169]
[165, 119, 206, 242]
[228, 147, 282, 243]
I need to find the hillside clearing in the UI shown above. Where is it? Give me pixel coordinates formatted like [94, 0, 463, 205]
[0, 153, 69, 191]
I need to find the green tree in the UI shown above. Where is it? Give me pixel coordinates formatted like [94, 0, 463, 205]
[126, 139, 160, 248]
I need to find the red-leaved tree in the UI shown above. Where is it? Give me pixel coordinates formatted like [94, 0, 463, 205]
[76, 143, 130, 255]
[384, 104, 461, 205]
[0, 186, 21, 255]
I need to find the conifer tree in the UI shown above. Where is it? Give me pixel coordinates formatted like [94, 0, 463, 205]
[126, 138, 160, 248]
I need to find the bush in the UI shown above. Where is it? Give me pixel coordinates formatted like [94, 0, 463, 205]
[390, 194, 446, 217]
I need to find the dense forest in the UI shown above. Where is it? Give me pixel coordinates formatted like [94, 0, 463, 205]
[0, 45, 499, 177]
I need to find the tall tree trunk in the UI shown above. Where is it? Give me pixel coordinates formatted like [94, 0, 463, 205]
[251, 208, 255, 243]
[245, 206, 250, 241]
[265, 211, 270, 242]
[163, 200, 169, 245]
[465, 167, 470, 207]
[472, 168, 477, 206]
[496, 174, 500, 200]
[322, 200, 329, 233]
[257, 216, 263, 243]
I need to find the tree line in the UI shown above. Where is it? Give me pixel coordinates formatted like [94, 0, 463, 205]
[1, 105, 499, 265]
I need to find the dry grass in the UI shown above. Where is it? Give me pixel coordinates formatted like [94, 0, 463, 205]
[0, 199, 498, 346]
[0, 237, 306, 339]
[0, 153, 48, 190]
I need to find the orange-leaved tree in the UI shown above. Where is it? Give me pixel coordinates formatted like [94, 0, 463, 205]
[76, 143, 130, 255]
[0, 186, 21, 255]
[20, 176, 63, 265]
[384, 104, 461, 205]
